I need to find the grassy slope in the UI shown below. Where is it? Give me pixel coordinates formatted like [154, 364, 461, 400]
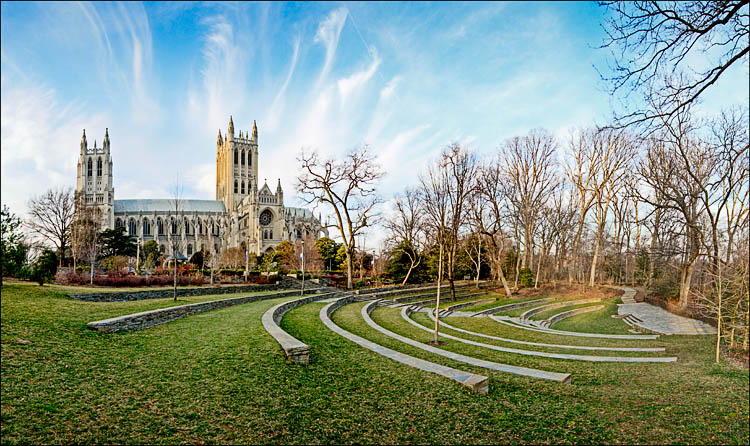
[1, 283, 748, 444]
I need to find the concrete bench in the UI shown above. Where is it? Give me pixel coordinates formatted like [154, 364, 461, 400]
[88, 289, 315, 333]
[262, 291, 345, 365]
[520, 298, 601, 321]
[542, 305, 606, 328]
[472, 298, 556, 317]
[362, 301, 571, 382]
[320, 296, 490, 394]
[491, 315, 660, 340]
[417, 308, 674, 363]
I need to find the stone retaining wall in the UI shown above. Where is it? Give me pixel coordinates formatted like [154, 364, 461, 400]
[472, 298, 556, 316]
[88, 289, 318, 333]
[545, 305, 605, 328]
[71, 278, 307, 302]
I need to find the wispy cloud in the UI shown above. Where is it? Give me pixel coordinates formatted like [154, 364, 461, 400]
[314, 7, 348, 85]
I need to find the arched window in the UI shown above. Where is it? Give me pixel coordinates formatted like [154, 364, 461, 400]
[171, 219, 177, 235]
[143, 218, 151, 235]
[198, 221, 203, 235]
[263, 230, 267, 240]
[187, 244, 193, 256]
[234, 149, 238, 164]
[159, 244, 165, 253]
[185, 219, 190, 235]
[115, 218, 123, 228]
[234, 181, 238, 193]
[269, 230, 273, 239]
[97, 157, 102, 176]
[128, 219, 136, 236]
[248, 152, 251, 165]
[241, 150, 245, 165]
[241, 181, 245, 194]
[87, 158, 92, 177]
[157, 218, 164, 235]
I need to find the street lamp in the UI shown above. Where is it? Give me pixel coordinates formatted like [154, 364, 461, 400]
[300, 239, 305, 296]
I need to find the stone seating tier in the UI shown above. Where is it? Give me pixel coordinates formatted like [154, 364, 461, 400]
[88, 289, 321, 333]
[320, 296, 490, 394]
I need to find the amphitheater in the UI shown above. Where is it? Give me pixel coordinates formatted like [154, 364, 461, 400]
[84, 280, 715, 395]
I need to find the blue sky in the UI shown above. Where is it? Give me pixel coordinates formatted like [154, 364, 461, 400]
[2, 2, 747, 249]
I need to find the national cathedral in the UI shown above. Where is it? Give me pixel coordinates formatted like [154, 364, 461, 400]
[75, 116, 327, 261]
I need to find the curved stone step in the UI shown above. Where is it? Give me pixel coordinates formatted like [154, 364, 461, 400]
[471, 298, 556, 317]
[362, 301, 571, 382]
[320, 296, 490, 394]
[543, 305, 606, 328]
[415, 310, 675, 363]
[492, 316, 660, 340]
[415, 312, 664, 352]
[88, 289, 320, 333]
[262, 292, 344, 365]
[520, 298, 602, 321]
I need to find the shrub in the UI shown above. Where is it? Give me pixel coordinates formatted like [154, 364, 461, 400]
[518, 267, 535, 288]
[30, 249, 57, 286]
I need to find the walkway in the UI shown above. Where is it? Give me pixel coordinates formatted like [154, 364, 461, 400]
[617, 288, 716, 335]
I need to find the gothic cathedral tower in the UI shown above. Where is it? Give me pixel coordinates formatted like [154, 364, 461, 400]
[216, 116, 259, 214]
[75, 128, 115, 228]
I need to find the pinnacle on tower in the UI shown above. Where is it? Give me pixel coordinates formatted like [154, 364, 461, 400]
[217, 129, 223, 145]
[252, 120, 258, 140]
[80, 129, 88, 152]
[103, 128, 110, 149]
[94, 139, 97, 149]
[228, 115, 235, 136]
[276, 178, 282, 192]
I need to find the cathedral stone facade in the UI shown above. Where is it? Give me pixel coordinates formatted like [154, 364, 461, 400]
[75, 116, 326, 261]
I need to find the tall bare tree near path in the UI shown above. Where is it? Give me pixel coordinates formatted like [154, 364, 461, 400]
[297, 146, 383, 290]
[26, 187, 75, 266]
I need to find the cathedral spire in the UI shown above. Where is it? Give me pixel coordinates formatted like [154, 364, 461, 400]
[228, 115, 235, 138]
[80, 129, 87, 153]
[252, 120, 258, 141]
[103, 128, 110, 151]
[217, 129, 223, 145]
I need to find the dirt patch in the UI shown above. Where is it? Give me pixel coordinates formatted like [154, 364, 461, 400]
[723, 349, 749, 370]
[513, 283, 619, 301]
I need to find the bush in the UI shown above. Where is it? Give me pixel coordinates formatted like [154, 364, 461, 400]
[518, 267, 535, 288]
[30, 249, 57, 286]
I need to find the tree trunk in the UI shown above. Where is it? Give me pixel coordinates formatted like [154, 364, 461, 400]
[173, 259, 177, 301]
[498, 261, 511, 297]
[433, 243, 444, 344]
[475, 238, 481, 289]
[678, 264, 693, 309]
[346, 248, 354, 289]
[589, 233, 601, 287]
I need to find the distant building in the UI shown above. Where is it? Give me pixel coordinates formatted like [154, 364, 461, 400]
[75, 116, 326, 260]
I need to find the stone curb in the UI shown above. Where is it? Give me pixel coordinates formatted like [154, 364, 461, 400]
[492, 316, 660, 340]
[471, 298, 556, 317]
[420, 311, 664, 352]
[416, 309, 675, 363]
[364, 301, 571, 382]
[319, 297, 490, 394]
[543, 305, 605, 328]
[262, 291, 347, 365]
[520, 298, 602, 321]
[87, 289, 318, 333]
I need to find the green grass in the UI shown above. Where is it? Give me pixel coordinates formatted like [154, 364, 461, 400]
[2, 282, 748, 444]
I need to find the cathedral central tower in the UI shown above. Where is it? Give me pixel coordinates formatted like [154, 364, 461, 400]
[216, 116, 259, 214]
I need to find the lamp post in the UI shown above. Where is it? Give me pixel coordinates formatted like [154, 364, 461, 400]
[300, 239, 305, 295]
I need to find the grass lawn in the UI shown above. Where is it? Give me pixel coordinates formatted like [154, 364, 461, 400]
[2, 282, 748, 444]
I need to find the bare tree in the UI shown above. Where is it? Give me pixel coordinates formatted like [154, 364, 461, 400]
[420, 153, 450, 343]
[384, 188, 426, 285]
[297, 146, 383, 289]
[72, 194, 103, 285]
[600, 1, 749, 128]
[500, 130, 559, 273]
[169, 176, 185, 300]
[588, 128, 634, 287]
[26, 187, 75, 266]
[472, 157, 513, 296]
[441, 144, 477, 301]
